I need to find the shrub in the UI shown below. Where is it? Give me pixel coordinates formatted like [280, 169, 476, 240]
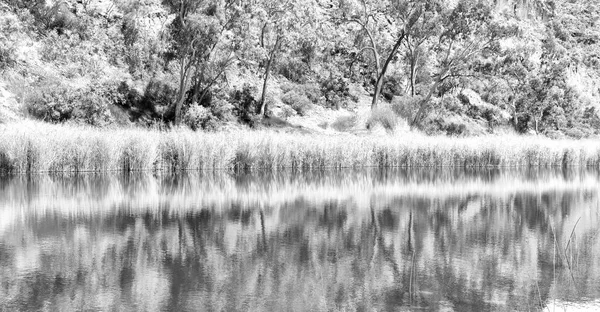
[320, 75, 358, 109]
[184, 104, 217, 131]
[210, 98, 235, 122]
[303, 84, 322, 104]
[421, 114, 486, 136]
[141, 80, 177, 113]
[366, 107, 397, 131]
[391, 95, 422, 122]
[442, 96, 466, 115]
[281, 82, 322, 105]
[116, 81, 142, 109]
[0, 44, 16, 70]
[27, 82, 77, 122]
[331, 115, 357, 132]
[26, 81, 115, 126]
[381, 76, 403, 101]
[278, 59, 311, 83]
[279, 105, 296, 119]
[281, 90, 312, 116]
[563, 127, 587, 139]
[74, 83, 118, 126]
[30, 1, 85, 35]
[0, 15, 18, 70]
[230, 84, 259, 125]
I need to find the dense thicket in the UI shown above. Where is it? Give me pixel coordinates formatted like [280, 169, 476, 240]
[1, 0, 599, 137]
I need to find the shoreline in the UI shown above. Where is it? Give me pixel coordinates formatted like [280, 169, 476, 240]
[1, 121, 600, 174]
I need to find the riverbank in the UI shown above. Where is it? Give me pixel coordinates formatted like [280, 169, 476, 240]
[1, 121, 600, 174]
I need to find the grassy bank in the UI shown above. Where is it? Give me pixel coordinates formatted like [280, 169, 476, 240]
[1, 121, 600, 174]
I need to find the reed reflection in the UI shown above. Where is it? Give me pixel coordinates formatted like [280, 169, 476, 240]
[0, 169, 599, 311]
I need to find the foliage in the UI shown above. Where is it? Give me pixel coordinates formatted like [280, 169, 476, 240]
[2, 0, 600, 136]
[0, 41, 16, 70]
[230, 84, 259, 125]
[366, 107, 398, 131]
[281, 90, 312, 116]
[183, 104, 218, 131]
[320, 75, 358, 109]
[142, 80, 176, 111]
[278, 59, 311, 83]
[331, 115, 357, 132]
[391, 95, 423, 122]
[281, 82, 322, 104]
[0, 9, 20, 70]
[26, 81, 117, 126]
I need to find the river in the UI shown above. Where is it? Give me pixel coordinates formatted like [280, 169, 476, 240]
[0, 169, 599, 311]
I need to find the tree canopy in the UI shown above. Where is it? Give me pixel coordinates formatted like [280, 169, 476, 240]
[2, 0, 600, 136]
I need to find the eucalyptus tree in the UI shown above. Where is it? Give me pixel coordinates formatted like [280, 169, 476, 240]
[247, 0, 322, 117]
[327, 0, 445, 109]
[410, 0, 511, 128]
[163, 0, 243, 125]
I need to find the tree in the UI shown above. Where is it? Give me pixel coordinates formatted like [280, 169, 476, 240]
[163, 0, 242, 125]
[247, 0, 320, 117]
[401, 1, 443, 97]
[332, 0, 439, 109]
[514, 33, 578, 133]
[411, 0, 509, 128]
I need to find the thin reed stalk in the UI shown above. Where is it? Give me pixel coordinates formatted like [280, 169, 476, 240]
[2, 121, 600, 174]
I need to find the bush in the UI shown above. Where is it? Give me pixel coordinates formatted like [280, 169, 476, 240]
[0, 15, 19, 70]
[391, 95, 422, 122]
[121, 16, 167, 78]
[281, 82, 322, 105]
[563, 127, 588, 139]
[183, 104, 220, 131]
[320, 75, 358, 109]
[29, 1, 85, 35]
[210, 98, 235, 122]
[278, 59, 311, 83]
[141, 80, 177, 113]
[366, 107, 397, 131]
[26, 81, 115, 126]
[0, 44, 16, 70]
[281, 90, 312, 116]
[115, 81, 142, 109]
[230, 84, 259, 125]
[27, 82, 77, 122]
[381, 76, 403, 101]
[421, 114, 486, 136]
[331, 115, 357, 132]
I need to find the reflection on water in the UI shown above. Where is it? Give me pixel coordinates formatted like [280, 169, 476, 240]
[0, 169, 599, 311]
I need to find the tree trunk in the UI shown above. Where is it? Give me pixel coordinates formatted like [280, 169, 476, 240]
[371, 32, 405, 110]
[259, 56, 273, 116]
[510, 100, 518, 130]
[174, 58, 191, 125]
[409, 57, 417, 97]
[259, 38, 281, 117]
[410, 69, 447, 129]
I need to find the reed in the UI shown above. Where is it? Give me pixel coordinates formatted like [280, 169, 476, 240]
[1, 121, 600, 174]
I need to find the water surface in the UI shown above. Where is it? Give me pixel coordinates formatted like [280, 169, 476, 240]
[1, 169, 599, 311]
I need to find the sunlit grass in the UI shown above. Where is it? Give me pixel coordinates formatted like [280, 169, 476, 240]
[1, 121, 600, 174]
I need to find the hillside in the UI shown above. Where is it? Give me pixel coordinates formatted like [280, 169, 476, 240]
[0, 0, 599, 137]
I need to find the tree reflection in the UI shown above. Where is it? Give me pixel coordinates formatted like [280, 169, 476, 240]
[0, 169, 599, 311]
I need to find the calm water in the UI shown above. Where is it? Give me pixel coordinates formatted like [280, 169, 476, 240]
[1, 169, 599, 311]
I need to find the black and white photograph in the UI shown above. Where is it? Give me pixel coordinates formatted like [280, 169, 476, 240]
[1, 0, 600, 311]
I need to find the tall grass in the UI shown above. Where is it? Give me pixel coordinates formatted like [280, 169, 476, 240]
[1, 121, 600, 174]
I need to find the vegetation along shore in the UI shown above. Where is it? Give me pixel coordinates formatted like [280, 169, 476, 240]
[1, 122, 600, 174]
[2, 0, 600, 174]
